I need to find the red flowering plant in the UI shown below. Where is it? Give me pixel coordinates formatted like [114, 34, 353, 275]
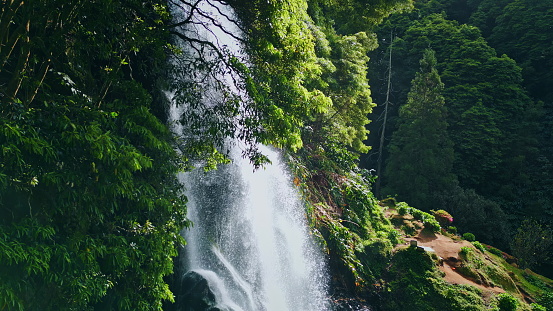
[431, 209, 453, 227]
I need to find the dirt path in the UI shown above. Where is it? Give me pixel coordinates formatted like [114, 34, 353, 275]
[411, 230, 505, 294]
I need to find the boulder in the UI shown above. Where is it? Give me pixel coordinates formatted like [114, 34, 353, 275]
[175, 271, 236, 311]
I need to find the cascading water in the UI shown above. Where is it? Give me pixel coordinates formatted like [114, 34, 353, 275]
[177, 146, 329, 311]
[167, 1, 329, 310]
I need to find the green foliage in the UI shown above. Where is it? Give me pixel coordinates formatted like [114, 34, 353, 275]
[486, 0, 553, 102]
[383, 247, 487, 311]
[411, 208, 423, 221]
[5, 0, 551, 309]
[367, 7, 544, 253]
[383, 48, 456, 211]
[511, 219, 553, 269]
[390, 247, 435, 276]
[397, 202, 410, 215]
[523, 272, 553, 294]
[401, 224, 417, 236]
[308, 0, 414, 34]
[463, 233, 476, 242]
[270, 12, 481, 301]
[389, 201, 442, 236]
[231, 0, 332, 151]
[292, 138, 399, 293]
[435, 185, 510, 249]
[472, 241, 486, 252]
[380, 197, 398, 207]
[475, 0, 553, 226]
[424, 219, 441, 233]
[232, 0, 415, 157]
[456, 244, 519, 292]
[0, 0, 188, 309]
[448, 226, 457, 234]
[488, 247, 503, 257]
[537, 293, 553, 311]
[530, 303, 546, 311]
[318, 206, 371, 288]
[317, 30, 376, 153]
[401, 205, 441, 232]
[460, 246, 473, 257]
[496, 293, 518, 311]
[402, 14, 533, 198]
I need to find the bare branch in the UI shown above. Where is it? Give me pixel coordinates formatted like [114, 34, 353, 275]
[167, 0, 245, 44]
[170, 30, 229, 65]
[6, 19, 30, 99]
[27, 58, 50, 105]
[205, 0, 248, 34]
[167, 0, 202, 28]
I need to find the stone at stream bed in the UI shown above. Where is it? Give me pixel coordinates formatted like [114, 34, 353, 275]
[175, 271, 238, 311]
[332, 297, 373, 311]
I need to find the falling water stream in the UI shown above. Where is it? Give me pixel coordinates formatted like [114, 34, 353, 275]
[168, 1, 329, 310]
[178, 146, 328, 311]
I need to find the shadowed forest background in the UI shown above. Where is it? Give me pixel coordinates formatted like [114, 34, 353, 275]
[363, 0, 553, 276]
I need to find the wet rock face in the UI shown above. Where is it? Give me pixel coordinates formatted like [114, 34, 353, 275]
[176, 271, 233, 311]
[328, 286, 374, 311]
[331, 297, 373, 311]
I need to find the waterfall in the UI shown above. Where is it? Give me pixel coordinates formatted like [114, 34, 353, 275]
[177, 146, 328, 311]
[167, 1, 329, 310]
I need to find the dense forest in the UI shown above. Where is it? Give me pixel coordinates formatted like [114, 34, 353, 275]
[1, 0, 552, 310]
[364, 0, 553, 273]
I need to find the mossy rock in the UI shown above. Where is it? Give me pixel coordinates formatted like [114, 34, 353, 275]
[176, 271, 239, 311]
[400, 223, 417, 236]
[389, 246, 436, 276]
[380, 198, 397, 207]
[390, 214, 407, 226]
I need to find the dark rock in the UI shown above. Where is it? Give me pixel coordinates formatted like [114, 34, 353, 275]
[331, 297, 373, 311]
[174, 271, 235, 311]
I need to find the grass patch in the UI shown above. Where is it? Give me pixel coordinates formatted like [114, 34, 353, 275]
[488, 252, 553, 300]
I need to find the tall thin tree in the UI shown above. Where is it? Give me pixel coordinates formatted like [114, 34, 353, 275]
[375, 32, 393, 197]
[383, 49, 456, 210]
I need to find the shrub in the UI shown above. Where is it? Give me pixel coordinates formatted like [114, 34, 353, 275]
[411, 209, 424, 221]
[463, 232, 476, 241]
[424, 219, 441, 233]
[537, 292, 553, 311]
[472, 241, 486, 252]
[401, 224, 416, 236]
[388, 229, 402, 245]
[511, 219, 553, 269]
[431, 209, 454, 227]
[530, 303, 546, 311]
[434, 186, 510, 248]
[447, 226, 457, 234]
[497, 293, 518, 311]
[397, 202, 410, 216]
[384, 247, 488, 311]
[459, 246, 472, 257]
[487, 246, 502, 257]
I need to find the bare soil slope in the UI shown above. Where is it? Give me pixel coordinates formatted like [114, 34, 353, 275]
[413, 230, 505, 294]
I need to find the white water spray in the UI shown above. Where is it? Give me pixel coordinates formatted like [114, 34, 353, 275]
[179, 146, 328, 311]
[168, 1, 328, 310]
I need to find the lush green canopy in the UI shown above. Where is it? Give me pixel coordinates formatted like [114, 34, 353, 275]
[1, 0, 414, 308]
[1, 1, 187, 309]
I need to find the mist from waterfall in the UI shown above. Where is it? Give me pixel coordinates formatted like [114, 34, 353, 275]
[167, 1, 329, 310]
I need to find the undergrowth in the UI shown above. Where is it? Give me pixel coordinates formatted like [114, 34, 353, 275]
[290, 143, 397, 292]
[383, 247, 487, 311]
[288, 140, 553, 310]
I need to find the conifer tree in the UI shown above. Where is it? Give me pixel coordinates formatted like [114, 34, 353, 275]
[384, 49, 455, 211]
